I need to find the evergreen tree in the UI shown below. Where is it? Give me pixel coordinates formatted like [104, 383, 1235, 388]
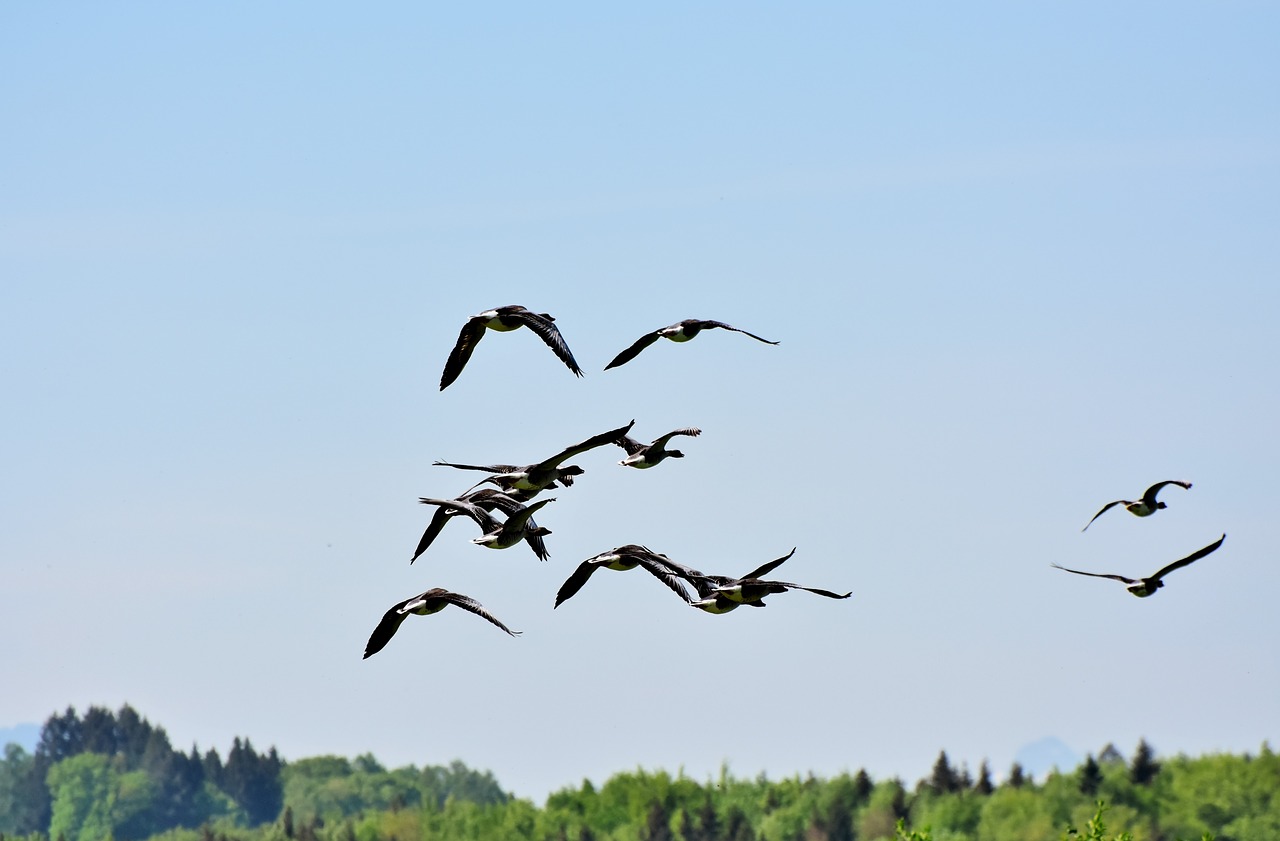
[1098, 743, 1125, 766]
[928, 751, 958, 794]
[852, 769, 873, 803]
[1078, 754, 1102, 796]
[973, 761, 994, 795]
[698, 793, 720, 841]
[1129, 739, 1160, 786]
[642, 799, 672, 841]
[1005, 762, 1026, 789]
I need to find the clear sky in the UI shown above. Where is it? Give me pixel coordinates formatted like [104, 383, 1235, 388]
[2, 2, 1277, 803]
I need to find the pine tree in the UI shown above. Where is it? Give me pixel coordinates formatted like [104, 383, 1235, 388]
[1005, 763, 1026, 789]
[928, 751, 958, 794]
[1129, 739, 1160, 785]
[973, 761, 994, 795]
[642, 799, 672, 841]
[1078, 754, 1102, 796]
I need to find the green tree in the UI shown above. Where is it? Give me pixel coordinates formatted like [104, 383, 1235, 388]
[1078, 755, 1102, 797]
[46, 754, 116, 841]
[1128, 740, 1160, 786]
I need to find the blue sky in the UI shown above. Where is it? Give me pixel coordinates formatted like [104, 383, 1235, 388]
[3, 3, 1278, 802]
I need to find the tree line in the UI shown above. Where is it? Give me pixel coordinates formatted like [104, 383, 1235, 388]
[1, 704, 1276, 841]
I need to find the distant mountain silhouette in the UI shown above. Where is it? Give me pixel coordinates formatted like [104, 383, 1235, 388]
[0, 722, 39, 753]
[1014, 736, 1081, 780]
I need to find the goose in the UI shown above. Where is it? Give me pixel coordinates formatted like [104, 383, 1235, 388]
[1052, 533, 1225, 597]
[435, 420, 635, 494]
[554, 544, 694, 608]
[363, 588, 520, 658]
[1082, 480, 1192, 531]
[604, 319, 779, 370]
[660, 549, 849, 614]
[440, 305, 583, 390]
[614, 426, 701, 469]
[416, 496, 555, 560]
[410, 488, 542, 564]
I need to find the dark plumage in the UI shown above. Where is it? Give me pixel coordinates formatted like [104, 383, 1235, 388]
[1082, 480, 1193, 531]
[434, 420, 635, 495]
[1052, 533, 1225, 597]
[604, 319, 778, 370]
[411, 488, 540, 564]
[614, 426, 701, 469]
[662, 548, 851, 614]
[554, 544, 694, 608]
[440, 305, 583, 390]
[416, 496, 555, 560]
[363, 588, 520, 659]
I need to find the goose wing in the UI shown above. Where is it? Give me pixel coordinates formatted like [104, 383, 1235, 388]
[1142, 480, 1193, 507]
[1050, 564, 1137, 585]
[417, 497, 501, 534]
[604, 329, 663, 370]
[741, 547, 797, 580]
[540, 420, 637, 467]
[433, 460, 523, 475]
[1081, 500, 1127, 532]
[516, 310, 584, 377]
[767, 581, 852, 600]
[410, 506, 455, 564]
[650, 427, 702, 448]
[699, 320, 779, 345]
[439, 317, 488, 390]
[1150, 533, 1225, 581]
[440, 591, 522, 637]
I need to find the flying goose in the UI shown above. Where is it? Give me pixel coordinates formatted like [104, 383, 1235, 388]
[440, 305, 583, 390]
[363, 588, 520, 658]
[614, 426, 701, 469]
[435, 420, 635, 494]
[416, 496, 555, 559]
[1082, 480, 1193, 531]
[554, 544, 694, 608]
[411, 488, 543, 564]
[604, 319, 779, 370]
[659, 549, 849, 614]
[1052, 533, 1225, 597]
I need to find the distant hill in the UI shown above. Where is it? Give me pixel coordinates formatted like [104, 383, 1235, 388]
[1014, 736, 1081, 781]
[0, 722, 39, 753]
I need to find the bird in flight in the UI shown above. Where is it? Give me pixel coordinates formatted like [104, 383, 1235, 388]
[604, 318, 778, 370]
[662, 548, 850, 614]
[1081, 480, 1193, 531]
[434, 420, 635, 495]
[554, 544, 694, 608]
[410, 488, 542, 564]
[613, 426, 701, 469]
[1051, 533, 1225, 597]
[363, 588, 520, 659]
[416, 496, 555, 559]
[440, 305, 583, 390]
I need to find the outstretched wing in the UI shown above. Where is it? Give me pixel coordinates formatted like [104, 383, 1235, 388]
[542, 420, 637, 467]
[636, 556, 695, 603]
[410, 506, 455, 564]
[516, 310, 583, 377]
[417, 497, 501, 534]
[650, 427, 702, 448]
[1142, 480, 1193, 507]
[554, 560, 604, 608]
[769, 581, 852, 599]
[1150, 533, 1225, 581]
[439, 317, 487, 390]
[1081, 500, 1126, 532]
[363, 595, 419, 659]
[442, 592, 522, 636]
[604, 330, 662, 370]
[433, 460, 522, 474]
[741, 548, 797, 581]
[700, 320, 779, 345]
[1050, 563, 1137, 585]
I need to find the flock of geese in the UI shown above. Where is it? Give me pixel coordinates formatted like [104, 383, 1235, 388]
[364, 304, 1227, 658]
[364, 304, 839, 658]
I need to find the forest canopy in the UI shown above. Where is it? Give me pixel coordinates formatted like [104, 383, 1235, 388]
[1, 704, 1276, 841]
